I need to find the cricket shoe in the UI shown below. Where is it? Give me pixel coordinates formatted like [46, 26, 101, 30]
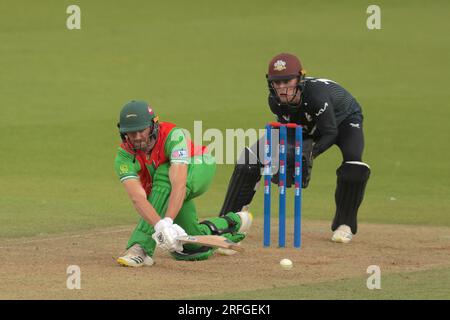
[117, 244, 154, 267]
[217, 211, 253, 256]
[331, 224, 353, 244]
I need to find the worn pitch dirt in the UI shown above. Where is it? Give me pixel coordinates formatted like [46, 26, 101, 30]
[1, 219, 449, 299]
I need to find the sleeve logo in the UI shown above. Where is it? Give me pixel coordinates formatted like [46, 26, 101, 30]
[119, 164, 129, 174]
[172, 149, 188, 158]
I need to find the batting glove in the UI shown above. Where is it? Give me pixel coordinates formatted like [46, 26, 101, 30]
[152, 219, 186, 252]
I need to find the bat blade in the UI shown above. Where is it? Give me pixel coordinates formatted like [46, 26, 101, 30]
[177, 235, 244, 252]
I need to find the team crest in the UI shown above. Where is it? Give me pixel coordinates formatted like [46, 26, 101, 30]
[273, 60, 287, 71]
[119, 164, 129, 174]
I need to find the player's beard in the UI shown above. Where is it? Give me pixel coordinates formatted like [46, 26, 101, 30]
[146, 137, 156, 153]
[129, 137, 148, 151]
[129, 136, 156, 154]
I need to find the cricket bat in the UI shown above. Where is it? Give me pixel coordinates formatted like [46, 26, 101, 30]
[177, 235, 244, 252]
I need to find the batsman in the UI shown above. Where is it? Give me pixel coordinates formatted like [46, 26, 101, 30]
[114, 100, 252, 267]
[219, 53, 371, 244]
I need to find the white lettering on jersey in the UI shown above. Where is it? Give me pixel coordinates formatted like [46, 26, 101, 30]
[305, 112, 312, 122]
[350, 123, 361, 129]
[315, 102, 328, 117]
[308, 78, 337, 85]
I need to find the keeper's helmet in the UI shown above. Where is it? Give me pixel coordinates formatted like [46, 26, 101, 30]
[266, 53, 306, 109]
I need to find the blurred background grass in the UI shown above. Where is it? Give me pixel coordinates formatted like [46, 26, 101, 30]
[0, 0, 449, 238]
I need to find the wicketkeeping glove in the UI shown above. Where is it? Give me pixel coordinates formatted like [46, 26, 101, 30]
[301, 138, 314, 188]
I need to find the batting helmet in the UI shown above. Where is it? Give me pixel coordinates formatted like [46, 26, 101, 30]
[117, 100, 160, 150]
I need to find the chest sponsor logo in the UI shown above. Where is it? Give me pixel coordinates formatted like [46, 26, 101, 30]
[304, 112, 312, 122]
[315, 102, 328, 116]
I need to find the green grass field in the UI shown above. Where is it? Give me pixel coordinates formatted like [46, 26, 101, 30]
[192, 267, 450, 300]
[1, 0, 449, 300]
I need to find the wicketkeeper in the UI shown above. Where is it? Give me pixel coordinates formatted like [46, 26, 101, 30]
[114, 100, 252, 267]
[219, 53, 370, 243]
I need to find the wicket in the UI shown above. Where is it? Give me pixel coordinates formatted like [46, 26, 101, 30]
[264, 122, 302, 248]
